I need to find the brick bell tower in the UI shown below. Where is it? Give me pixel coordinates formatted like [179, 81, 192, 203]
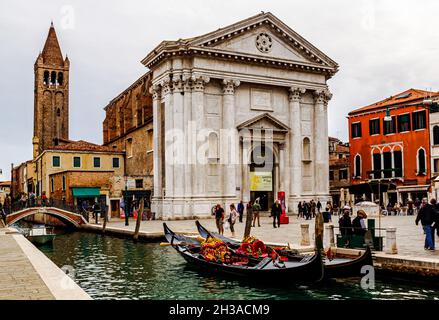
[33, 22, 70, 158]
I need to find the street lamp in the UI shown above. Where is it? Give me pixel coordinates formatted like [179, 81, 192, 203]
[383, 106, 392, 122]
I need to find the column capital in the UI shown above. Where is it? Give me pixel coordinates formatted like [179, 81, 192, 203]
[172, 73, 184, 93]
[191, 74, 210, 92]
[160, 77, 172, 96]
[288, 86, 306, 102]
[182, 73, 192, 92]
[150, 84, 162, 100]
[279, 142, 286, 150]
[222, 78, 241, 95]
[313, 88, 332, 105]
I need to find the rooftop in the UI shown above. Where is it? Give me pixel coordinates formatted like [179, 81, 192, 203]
[349, 88, 439, 116]
[49, 140, 120, 153]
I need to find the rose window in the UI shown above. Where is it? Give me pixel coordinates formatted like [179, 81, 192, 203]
[255, 33, 273, 53]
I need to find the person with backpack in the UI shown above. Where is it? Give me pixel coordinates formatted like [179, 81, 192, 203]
[214, 204, 225, 235]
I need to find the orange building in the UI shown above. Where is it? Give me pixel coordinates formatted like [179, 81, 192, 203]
[348, 89, 439, 206]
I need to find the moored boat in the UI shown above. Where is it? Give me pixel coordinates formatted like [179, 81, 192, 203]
[163, 223, 324, 284]
[195, 220, 373, 279]
[20, 225, 56, 245]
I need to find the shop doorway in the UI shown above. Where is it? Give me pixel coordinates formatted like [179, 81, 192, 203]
[249, 144, 275, 211]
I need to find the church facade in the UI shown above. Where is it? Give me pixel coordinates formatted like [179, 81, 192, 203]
[141, 12, 339, 218]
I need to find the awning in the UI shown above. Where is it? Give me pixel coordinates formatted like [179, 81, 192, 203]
[72, 187, 101, 197]
[396, 185, 430, 193]
[349, 181, 397, 194]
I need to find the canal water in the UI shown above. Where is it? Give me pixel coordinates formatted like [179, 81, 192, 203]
[37, 231, 439, 300]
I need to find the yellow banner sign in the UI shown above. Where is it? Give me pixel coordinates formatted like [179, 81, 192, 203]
[250, 172, 272, 191]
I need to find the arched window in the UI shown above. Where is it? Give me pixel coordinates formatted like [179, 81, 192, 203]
[56, 108, 61, 117]
[434, 126, 439, 145]
[302, 137, 311, 160]
[43, 71, 49, 85]
[51, 71, 57, 85]
[208, 132, 219, 160]
[58, 72, 64, 86]
[418, 148, 426, 175]
[354, 154, 361, 178]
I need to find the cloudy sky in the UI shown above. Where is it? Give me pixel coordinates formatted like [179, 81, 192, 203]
[1, 0, 439, 180]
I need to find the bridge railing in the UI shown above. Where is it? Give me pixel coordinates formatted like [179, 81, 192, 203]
[7, 198, 90, 223]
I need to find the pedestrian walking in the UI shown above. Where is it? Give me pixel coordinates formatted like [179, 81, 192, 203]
[271, 199, 282, 228]
[317, 200, 322, 213]
[303, 201, 311, 220]
[339, 206, 353, 236]
[214, 204, 225, 235]
[298, 201, 303, 218]
[416, 198, 437, 251]
[311, 200, 316, 218]
[228, 204, 238, 238]
[41, 192, 48, 207]
[237, 200, 244, 223]
[352, 210, 367, 236]
[252, 200, 261, 227]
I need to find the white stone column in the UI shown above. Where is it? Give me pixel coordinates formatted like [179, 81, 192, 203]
[279, 143, 286, 192]
[222, 79, 240, 198]
[313, 89, 332, 196]
[391, 150, 395, 178]
[300, 223, 310, 246]
[151, 85, 162, 200]
[191, 75, 210, 196]
[385, 227, 398, 254]
[172, 74, 184, 199]
[289, 87, 306, 201]
[325, 224, 335, 247]
[241, 134, 251, 202]
[183, 74, 192, 216]
[162, 77, 174, 199]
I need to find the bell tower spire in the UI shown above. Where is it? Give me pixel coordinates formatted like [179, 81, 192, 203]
[33, 22, 70, 157]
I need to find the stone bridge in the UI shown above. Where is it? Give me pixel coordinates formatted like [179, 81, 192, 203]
[5, 207, 88, 228]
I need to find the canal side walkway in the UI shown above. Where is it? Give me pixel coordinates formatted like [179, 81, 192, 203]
[0, 227, 91, 300]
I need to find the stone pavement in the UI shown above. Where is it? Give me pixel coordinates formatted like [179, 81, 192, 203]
[0, 227, 91, 300]
[101, 215, 439, 260]
[0, 228, 54, 299]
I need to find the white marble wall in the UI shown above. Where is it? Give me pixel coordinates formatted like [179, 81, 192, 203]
[150, 57, 332, 218]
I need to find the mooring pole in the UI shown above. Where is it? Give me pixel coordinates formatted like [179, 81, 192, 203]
[243, 204, 253, 239]
[315, 211, 324, 252]
[133, 197, 144, 241]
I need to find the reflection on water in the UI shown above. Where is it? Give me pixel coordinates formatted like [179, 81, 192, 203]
[38, 232, 439, 300]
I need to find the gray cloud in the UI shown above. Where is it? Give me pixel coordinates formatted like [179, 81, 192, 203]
[1, 0, 439, 180]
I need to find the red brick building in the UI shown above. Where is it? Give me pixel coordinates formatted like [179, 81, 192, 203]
[348, 89, 439, 206]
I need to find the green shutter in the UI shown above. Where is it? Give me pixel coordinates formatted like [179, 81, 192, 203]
[93, 157, 101, 168]
[53, 156, 60, 167]
[73, 157, 81, 168]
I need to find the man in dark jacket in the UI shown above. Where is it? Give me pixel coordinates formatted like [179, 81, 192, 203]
[416, 198, 437, 250]
[237, 201, 244, 223]
[339, 206, 353, 236]
[271, 199, 282, 228]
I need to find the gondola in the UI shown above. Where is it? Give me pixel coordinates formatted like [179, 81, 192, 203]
[195, 220, 373, 279]
[163, 223, 324, 284]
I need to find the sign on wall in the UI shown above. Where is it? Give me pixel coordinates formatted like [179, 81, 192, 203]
[250, 172, 272, 191]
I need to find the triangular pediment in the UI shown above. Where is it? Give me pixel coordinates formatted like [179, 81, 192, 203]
[237, 113, 289, 132]
[188, 12, 337, 68]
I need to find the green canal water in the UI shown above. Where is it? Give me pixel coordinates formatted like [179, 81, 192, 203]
[38, 231, 439, 300]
